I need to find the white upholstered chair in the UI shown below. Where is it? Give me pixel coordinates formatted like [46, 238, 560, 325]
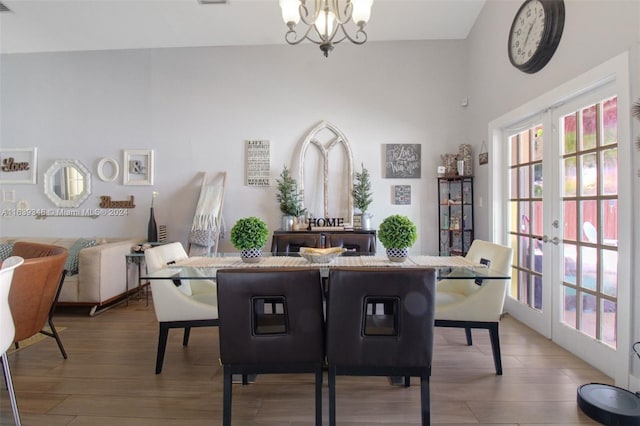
[435, 240, 513, 375]
[144, 242, 218, 374]
[1, 256, 25, 426]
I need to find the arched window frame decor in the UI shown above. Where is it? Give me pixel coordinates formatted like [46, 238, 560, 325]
[297, 120, 354, 227]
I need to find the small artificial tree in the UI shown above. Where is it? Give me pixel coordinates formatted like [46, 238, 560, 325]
[352, 163, 373, 214]
[276, 166, 306, 217]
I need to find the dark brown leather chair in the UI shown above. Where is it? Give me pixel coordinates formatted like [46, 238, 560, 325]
[216, 268, 325, 426]
[326, 267, 437, 426]
[326, 233, 376, 255]
[9, 242, 68, 358]
[270, 233, 322, 255]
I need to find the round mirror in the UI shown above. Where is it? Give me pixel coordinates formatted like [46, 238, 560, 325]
[44, 159, 92, 207]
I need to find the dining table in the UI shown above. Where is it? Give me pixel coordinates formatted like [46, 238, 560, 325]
[141, 253, 512, 281]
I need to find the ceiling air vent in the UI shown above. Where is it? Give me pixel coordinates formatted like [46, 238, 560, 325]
[197, 0, 227, 4]
[0, 2, 12, 12]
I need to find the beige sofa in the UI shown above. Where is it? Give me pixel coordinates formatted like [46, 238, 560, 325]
[0, 237, 143, 315]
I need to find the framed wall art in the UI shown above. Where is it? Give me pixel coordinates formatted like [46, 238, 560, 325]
[393, 185, 411, 205]
[245, 139, 270, 187]
[0, 147, 38, 184]
[123, 149, 154, 186]
[384, 144, 421, 178]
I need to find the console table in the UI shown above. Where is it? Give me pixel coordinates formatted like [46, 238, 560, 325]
[272, 229, 376, 250]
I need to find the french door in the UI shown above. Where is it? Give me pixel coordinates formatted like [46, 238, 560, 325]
[496, 54, 631, 383]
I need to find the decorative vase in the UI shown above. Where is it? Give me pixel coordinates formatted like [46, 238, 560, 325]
[386, 247, 408, 263]
[457, 160, 465, 176]
[240, 248, 262, 263]
[361, 213, 373, 230]
[281, 215, 294, 231]
[147, 207, 158, 243]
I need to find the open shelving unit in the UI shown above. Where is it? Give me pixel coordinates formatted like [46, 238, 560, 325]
[438, 176, 474, 256]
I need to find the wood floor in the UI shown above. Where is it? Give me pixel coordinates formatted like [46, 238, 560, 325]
[1, 298, 610, 425]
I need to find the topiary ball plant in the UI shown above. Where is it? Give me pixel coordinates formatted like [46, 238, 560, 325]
[378, 215, 417, 262]
[230, 216, 269, 250]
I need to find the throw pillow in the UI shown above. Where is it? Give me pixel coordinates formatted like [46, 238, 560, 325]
[65, 238, 97, 276]
[0, 243, 14, 261]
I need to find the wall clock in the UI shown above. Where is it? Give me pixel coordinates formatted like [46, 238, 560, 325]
[508, 0, 565, 74]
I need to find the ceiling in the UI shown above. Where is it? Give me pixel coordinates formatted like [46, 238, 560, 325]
[0, 0, 486, 54]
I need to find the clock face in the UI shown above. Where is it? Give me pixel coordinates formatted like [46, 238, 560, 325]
[509, 0, 546, 66]
[508, 0, 565, 74]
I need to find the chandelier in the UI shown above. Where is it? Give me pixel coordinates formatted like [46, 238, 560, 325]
[279, 0, 374, 57]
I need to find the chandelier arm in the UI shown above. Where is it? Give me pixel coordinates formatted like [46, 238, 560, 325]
[331, 0, 353, 24]
[312, 19, 340, 43]
[298, 1, 320, 27]
[338, 25, 368, 45]
[285, 26, 323, 46]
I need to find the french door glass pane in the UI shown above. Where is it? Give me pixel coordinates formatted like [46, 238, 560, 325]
[508, 125, 543, 311]
[581, 105, 598, 150]
[560, 96, 618, 348]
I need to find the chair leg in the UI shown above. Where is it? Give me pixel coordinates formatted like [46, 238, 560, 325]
[420, 373, 430, 426]
[465, 327, 473, 345]
[155, 323, 169, 374]
[1, 352, 22, 426]
[328, 365, 337, 426]
[182, 327, 191, 346]
[315, 367, 323, 426]
[223, 366, 232, 426]
[488, 322, 503, 375]
[39, 318, 67, 359]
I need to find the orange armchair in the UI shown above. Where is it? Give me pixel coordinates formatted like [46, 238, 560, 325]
[9, 242, 68, 358]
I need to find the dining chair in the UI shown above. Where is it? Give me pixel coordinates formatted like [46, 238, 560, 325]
[325, 233, 376, 255]
[144, 242, 218, 374]
[216, 268, 325, 426]
[326, 267, 437, 426]
[8, 242, 68, 359]
[1, 256, 25, 426]
[270, 233, 322, 255]
[435, 239, 513, 375]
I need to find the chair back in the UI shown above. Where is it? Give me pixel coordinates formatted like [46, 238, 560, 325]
[326, 267, 436, 368]
[271, 233, 322, 255]
[8, 242, 68, 342]
[216, 268, 324, 366]
[436, 239, 513, 323]
[144, 242, 188, 274]
[326, 233, 376, 255]
[1, 257, 25, 354]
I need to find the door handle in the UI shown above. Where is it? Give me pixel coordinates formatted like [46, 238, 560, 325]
[542, 235, 559, 245]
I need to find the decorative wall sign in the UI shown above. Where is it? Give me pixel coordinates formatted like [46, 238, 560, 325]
[479, 141, 489, 165]
[384, 144, 421, 178]
[0, 148, 37, 184]
[99, 195, 136, 208]
[245, 140, 270, 187]
[393, 185, 411, 205]
[123, 150, 154, 186]
[97, 157, 120, 182]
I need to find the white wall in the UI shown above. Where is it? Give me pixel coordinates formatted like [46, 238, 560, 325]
[0, 40, 468, 254]
[465, 0, 640, 388]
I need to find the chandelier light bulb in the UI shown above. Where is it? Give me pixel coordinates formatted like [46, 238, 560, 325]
[351, 0, 373, 25]
[279, 0, 301, 27]
[315, 9, 336, 39]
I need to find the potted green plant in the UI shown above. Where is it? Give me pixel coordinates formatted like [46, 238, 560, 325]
[230, 216, 269, 263]
[377, 214, 417, 262]
[352, 163, 373, 229]
[275, 166, 306, 230]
